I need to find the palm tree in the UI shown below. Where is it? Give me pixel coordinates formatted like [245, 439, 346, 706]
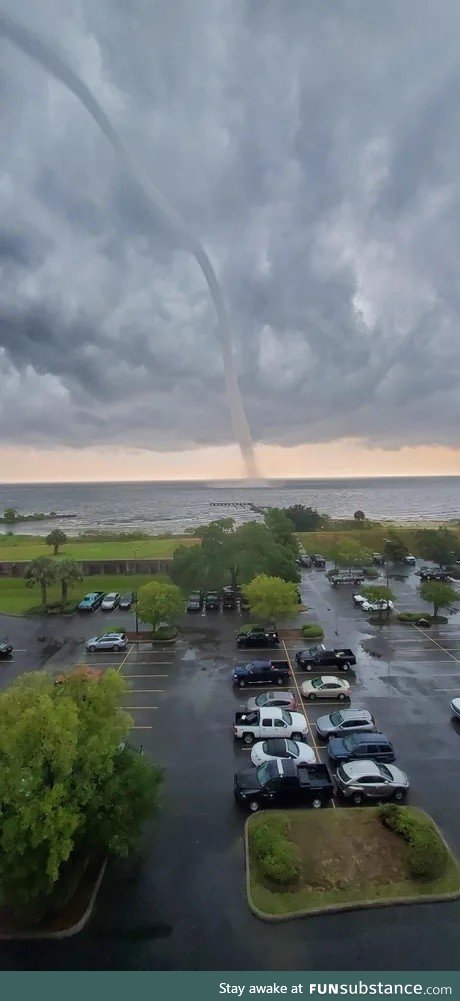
[24, 557, 57, 609]
[55, 559, 83, 608]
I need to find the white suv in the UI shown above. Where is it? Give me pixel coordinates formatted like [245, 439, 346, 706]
[86, 632, 127, 652]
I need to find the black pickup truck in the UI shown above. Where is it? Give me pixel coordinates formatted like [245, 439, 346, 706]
[295, 644, 356, 672]
[0, 637, 13, 659]
[236, 626, 280, 649]
[232, 659, 290, 688]
[234, 759, 334, 811]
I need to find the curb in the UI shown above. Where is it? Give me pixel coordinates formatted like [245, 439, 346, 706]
[244, 812, 460, 923]
[0, 858, 107, 940]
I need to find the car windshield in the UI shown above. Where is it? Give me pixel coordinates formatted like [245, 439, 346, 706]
[330, 711, 343, 725]
[255, 694, 269, 706]
[285, 739, 298, 754]
[281, 710, 291, 725]
[257, 763, 272, 788]
[378, 764, 393, 780]
[343, 735, 358, 749]
[311, 678, 323, 688]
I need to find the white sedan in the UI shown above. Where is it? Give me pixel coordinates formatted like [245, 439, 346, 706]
[301, 675, 351, 701]
[353, 594, 394, 612]
[251, 737, 316, 767]
[451, 698, 460, 719]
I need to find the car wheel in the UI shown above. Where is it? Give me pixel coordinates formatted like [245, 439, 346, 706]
[88, 645, 96, 653]
[276, 677, 283, 686]
[249, 800, 260, 812]
[307, 692, 316, 700]
[116, 644, 124, 651]
[312, 797, 322, 809]
[291, 732, 302, 742]
[243, 733, 254, 746]
[352, 792, 364, 806]
[393, 788, 406, 802]
[338, 693, 346, 701]
[306, 664, 312, 672]
[343, 663, 349, 671]
[238, 679, 246, 688]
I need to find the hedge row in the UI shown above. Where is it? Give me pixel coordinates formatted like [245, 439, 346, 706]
[379, 804, 448, 879]
[250, 814, 301, 886]
[301, 624, 324, 639]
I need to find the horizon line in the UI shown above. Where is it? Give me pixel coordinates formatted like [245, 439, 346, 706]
[1, 473, 460, 486]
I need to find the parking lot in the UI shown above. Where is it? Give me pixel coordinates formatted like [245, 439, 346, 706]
[0, 563, 459, 970]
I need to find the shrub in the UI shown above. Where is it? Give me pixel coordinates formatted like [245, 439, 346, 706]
[302, 623, 324, 639]
[152, 625, 178, 640]
[251, 816, 290, 859]
[397, 612, 448, 625]
[260, 842, 301, 886]
[379, 805, 448, 879]
[364, 568, 379, 579]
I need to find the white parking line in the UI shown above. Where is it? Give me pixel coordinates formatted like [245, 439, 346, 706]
[125, 705, 159, 710]
[133, 725, 153, 730]
[127, 689, 164, 693]
[125, 674, 168, 678]
[282, 640, 323, 767]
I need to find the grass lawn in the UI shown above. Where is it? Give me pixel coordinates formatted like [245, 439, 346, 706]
[0, 534, 197, 563]
[247, 807, 460, 918]
[0, 574, 166, 615]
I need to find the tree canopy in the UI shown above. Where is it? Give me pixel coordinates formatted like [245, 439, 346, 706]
[0, 670, 162, 919]
[137, 580, 184, 631]
[24, 556, 57, 608]
[242, 574, 299, 624]
[332, 540, 373, 569]
[280, 505, 324, 532]
[353, 510, 365, 521]
[383, 534, 409, 562]
[46, 529, 68, 555]
[419, 580, 459, 617]
[416, 528, 460, 567]
[170, 519, 299, 592]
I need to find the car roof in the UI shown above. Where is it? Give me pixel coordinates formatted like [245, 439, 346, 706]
[320, 675, 343, 684]
[348, 731, 390, 744]
[341, 760, 382, 778]
[105, 592, 118, 598]
[333, 709, 371, 720]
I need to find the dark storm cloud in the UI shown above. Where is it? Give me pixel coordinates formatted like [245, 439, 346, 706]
[1, 0, 460, 453]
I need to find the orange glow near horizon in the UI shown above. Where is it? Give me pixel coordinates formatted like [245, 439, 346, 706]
[1, 439, 460, 482]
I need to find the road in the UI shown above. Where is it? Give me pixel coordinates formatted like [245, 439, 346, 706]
[0, 565, 459, 970]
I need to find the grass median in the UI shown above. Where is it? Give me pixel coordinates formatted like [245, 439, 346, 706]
[246, 807, 460, 918]
[0, 574, 162, 615]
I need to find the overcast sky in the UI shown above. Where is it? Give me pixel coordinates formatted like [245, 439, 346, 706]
[1, 0, 460, 480]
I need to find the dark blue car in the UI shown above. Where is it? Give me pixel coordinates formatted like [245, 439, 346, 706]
[327, 731, 395, 765]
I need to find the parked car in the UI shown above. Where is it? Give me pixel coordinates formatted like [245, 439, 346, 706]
[0, 637, 13, 659]
[234, 759, 334, 811]
[312, 554, 326, 568]
[232, 659, 290, 688]
[222, 592, 238, 611]
[327, 731, 395, 765]
[404, 555, 416, 565]
[186, 595, 202, 613]
[353, 594, 367, 606]
[354, 595, 394, 612]
[335, 760, 409, 805]
[78, 591, 105, 613]
[236, 626, 280, 649]
[329, 570, 365, 586]
[246, 691, 298, 712]
[101, 592, 120, 612]
[205, 591, 220, 611]
[372, 553, 385, 566]
[419, 568, 452, 582]
[299, 554, 312, 568]
[251, 737, 316, 767]
[301, 676, 350, 701]
[119, 592, 135, 610]
[295, 644, 356, 672]
[85, 632, 128, 652]
[451, 698, 460, 719]
[233, 706, 308, 744]
[315, 709, 375, 740]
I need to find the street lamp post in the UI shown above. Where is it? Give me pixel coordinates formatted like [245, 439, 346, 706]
[132, 548, 139, 635]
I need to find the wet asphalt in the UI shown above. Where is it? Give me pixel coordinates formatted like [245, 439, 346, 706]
[0, 563, 459, 970]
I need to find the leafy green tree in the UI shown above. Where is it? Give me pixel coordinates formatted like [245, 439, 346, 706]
[242, 575, 299, 624]
[332, 540, 372, 569]
[24, 557, 56, 608]
[0, 670, 162, 919]
[46, 529, 68, 555]
[354, 510, 365, 521]
[54, 559, 83, 607]
[171, 519, 299, 593]
[282, 505, 324, 532]
[264, 509, 297, 554]
[362, 584, 396, 622]
[3, 507, 18, 524]
[419, 581, 459, 618]
[137, 580, 184, 631]
[383, 534, 409, 562]
[416, 528, 460, 568]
